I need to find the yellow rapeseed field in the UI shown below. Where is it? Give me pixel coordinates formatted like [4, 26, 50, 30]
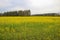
[0, 16, 60, 23]
[0, 16, 60, 40]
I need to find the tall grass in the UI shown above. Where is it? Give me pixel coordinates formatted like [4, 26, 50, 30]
[0, 22, 60, 40]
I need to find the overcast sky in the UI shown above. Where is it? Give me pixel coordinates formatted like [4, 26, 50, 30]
[0, 0, 60, 15]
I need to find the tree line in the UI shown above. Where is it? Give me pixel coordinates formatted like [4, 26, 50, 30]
[0, 10, 60, 16]
[32, 13, 60, 16]
[0, 10, 31, 16]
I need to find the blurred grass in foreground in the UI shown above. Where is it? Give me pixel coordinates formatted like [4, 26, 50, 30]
[0, 17, 60, 40]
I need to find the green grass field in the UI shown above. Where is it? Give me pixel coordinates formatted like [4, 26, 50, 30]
[0, 17, 60, 40]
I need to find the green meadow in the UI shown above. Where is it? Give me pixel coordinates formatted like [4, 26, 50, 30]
[0, 17, 60, 40]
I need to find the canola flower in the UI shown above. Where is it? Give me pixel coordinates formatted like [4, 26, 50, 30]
[0, 16, 60, 23]
[0, 16, 59, 40]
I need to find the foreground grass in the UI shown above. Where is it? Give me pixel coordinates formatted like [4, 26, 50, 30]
[0, 22, 60, 40]
[0, 17, 60, 40]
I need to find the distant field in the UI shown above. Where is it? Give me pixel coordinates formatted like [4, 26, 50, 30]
[0, 16, 60, 23]
[0, 16, 60, 40]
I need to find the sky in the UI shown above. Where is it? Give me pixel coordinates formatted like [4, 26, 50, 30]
[0, 0, 60, 15]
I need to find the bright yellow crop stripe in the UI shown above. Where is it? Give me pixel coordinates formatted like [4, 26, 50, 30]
[0, 16, 60, 23]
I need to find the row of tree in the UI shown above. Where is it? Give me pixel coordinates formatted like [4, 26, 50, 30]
[0, 10, 31, 16]
[32, 13, 60, 16]
[0, 10, 60, 16]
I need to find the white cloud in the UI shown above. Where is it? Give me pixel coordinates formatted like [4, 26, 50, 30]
[0, 0, 60, 14]
[0, 0, 12, 7]
[28, 0, 60, 14]
[9, 6, 25, 11]
[29, 0, 54, 8]
[7, 6, 30, 12]
[0, 0, 29, 10]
